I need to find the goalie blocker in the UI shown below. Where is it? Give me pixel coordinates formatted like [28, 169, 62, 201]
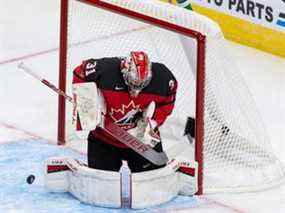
[44, 156, 198, 208]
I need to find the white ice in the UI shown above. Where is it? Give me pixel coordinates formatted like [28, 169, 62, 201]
[1, 0, 285, 212]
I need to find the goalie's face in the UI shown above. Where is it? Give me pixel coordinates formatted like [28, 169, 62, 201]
[122, 51, 152, 97]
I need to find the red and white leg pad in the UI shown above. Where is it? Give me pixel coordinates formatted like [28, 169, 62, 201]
[44, 156, 70, 192]
[44, 157, 121, 208]
[44, 156, 198, 208]
[130, 157, 198, 209]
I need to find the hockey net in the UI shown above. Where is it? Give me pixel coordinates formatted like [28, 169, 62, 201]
[58, 0, 285, 194]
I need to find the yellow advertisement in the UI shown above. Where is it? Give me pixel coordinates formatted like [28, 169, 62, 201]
[160, 0, 285, 58]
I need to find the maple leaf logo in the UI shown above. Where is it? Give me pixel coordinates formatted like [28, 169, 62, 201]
[109, 101, 142, 129]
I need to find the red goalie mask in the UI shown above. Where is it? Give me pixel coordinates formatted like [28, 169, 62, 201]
[121, 51, 152, 93]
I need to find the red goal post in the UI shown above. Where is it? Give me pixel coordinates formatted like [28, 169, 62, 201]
[58, 0, 285, 195]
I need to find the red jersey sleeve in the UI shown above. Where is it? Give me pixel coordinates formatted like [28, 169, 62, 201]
[153, 79, 177, 127]
[72, 59, 100, 84]
[73, 64, 86, 84]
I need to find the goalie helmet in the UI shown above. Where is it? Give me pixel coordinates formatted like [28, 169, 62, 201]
[121, 51, 152, 96]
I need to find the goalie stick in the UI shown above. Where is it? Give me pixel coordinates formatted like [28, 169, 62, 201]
[99, 119, 168, 166]
[18, 62, 75, 104]
[18, 62, 168, 166]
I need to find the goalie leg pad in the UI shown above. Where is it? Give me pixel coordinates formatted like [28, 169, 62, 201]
[177, 160, 198, 196]
[66, 158, 122, 208]
[44, 157, 198, 208]
[131, 167, 179, 209]
[45, 157, 122, 208]
[44, 156, 71, 192]
[130, 158, 198, 209]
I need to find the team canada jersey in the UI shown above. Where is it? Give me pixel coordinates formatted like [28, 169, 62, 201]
[73, 57, 177, 148]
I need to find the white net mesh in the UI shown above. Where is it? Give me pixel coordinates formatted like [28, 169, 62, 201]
[63, 0, 285, 193]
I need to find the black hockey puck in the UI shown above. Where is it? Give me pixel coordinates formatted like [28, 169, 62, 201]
[26, 175, 35, 184]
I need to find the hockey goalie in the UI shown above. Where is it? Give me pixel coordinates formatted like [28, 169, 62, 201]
[44, 51, 198, 208]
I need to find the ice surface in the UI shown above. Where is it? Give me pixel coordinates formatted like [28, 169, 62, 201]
[1, 0, 285, 212]
[0, 140, 199, 212]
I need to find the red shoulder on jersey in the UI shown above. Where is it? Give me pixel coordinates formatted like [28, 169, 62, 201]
[73, 59, 98, 84]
